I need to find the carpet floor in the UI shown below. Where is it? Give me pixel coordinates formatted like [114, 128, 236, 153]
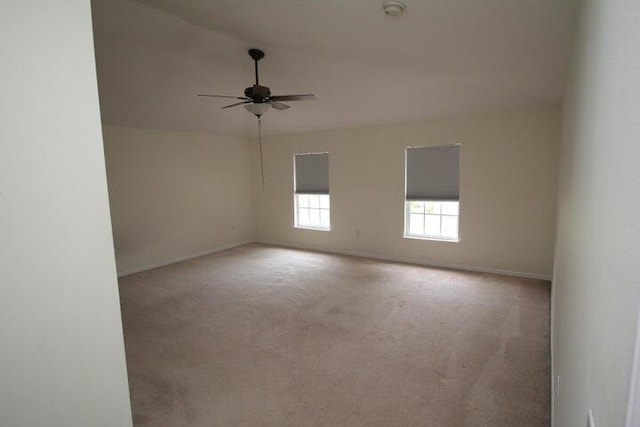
[119, 244, 550, 427]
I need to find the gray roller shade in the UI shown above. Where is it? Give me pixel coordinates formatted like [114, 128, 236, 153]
[294, 153, 329, 194]
[406, 145, 460, 201]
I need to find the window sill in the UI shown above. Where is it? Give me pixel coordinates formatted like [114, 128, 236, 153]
[295, 225, 331, 232]
[403, 234, 459, 243]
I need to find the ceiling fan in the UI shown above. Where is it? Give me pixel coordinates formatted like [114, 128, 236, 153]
[198, 48, 316, 117]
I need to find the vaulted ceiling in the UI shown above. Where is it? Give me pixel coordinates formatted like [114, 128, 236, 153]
[92, 0, 579, 136]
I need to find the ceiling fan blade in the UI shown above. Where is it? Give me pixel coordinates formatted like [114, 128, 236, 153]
[269, 94, 316, 102]
[221, 101, 252, 109]
[269, 100, 290, 110]
[198, 94, 249, 100]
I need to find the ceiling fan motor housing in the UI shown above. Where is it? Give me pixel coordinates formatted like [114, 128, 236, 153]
[245, 84, 271, 102]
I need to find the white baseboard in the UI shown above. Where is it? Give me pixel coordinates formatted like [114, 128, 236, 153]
[118, 238, 552, 281]
[256, 239, 552, 281]
[117, 240, 253, 277]
[626, 306, 640, 427]
[550, 266, 557, 427]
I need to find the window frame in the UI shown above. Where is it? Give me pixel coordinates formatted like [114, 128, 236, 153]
[294, 193, 331, 231]
[293, 152, 331, 231]
[403, 200, 460, 242]
[403, 144, 461, 242]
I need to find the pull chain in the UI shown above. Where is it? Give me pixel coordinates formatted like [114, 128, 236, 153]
[258, 116, 265, 193]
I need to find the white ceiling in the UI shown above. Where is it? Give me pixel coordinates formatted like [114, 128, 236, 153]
[92, 0, 579, 136]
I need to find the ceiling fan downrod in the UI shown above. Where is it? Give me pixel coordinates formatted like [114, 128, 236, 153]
[248, 48, 264, 86]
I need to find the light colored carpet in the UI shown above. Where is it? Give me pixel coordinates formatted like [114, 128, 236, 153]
[119, 244, 550, 427]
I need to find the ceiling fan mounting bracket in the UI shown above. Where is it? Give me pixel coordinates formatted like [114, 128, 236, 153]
[248, 48, 264, 62]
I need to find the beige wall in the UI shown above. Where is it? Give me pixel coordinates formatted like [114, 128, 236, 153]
[103, 126, 253, 275]
[0, 1, 132, 426]
[552, 0, 640, 425]
[252, 105, 561, 278]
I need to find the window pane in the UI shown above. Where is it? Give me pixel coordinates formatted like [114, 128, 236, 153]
[409, 214, 424, 235]
[320, 194, 330, 209]
[298, 208, 310, 226]
[441, 215, 459, 239]
[320, 210, 330, 228]
[295, 194, 330, 229]
[409, 201, 424, 214]
[424, 202, 441, 215]
[309, 208, 321, 225]
[442, 201, 459, 216]
[424, 214, 440, 236]
[298, 194, 309, 208]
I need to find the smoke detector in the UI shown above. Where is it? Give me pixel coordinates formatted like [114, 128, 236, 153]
[382, 1, 406, 16]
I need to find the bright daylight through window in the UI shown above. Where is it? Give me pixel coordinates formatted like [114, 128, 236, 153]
[406, 200, 459, 240]
[294, 152, 330, 230]
[405, 145, 460, 241]
[296, 194, 330, 229]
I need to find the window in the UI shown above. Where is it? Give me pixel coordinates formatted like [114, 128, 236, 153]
[296, 194, 330, 229]
[294, 153, 330, 230]
[406, 201, 459, 239]
[405, 145, 460, 241]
